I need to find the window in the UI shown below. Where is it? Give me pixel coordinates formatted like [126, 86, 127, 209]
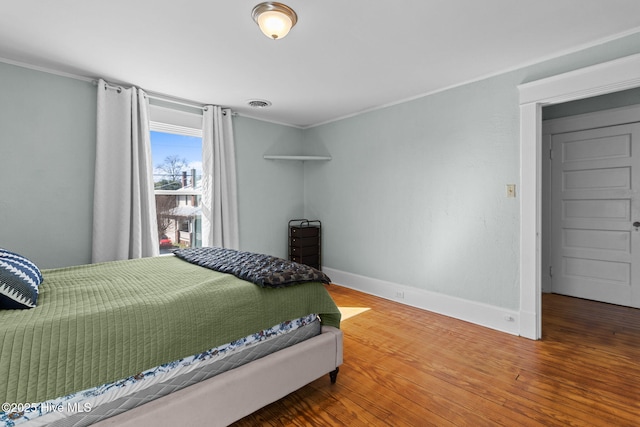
[150, 127, 203, 253]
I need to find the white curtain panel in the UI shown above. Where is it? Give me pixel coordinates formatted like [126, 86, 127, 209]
[201, 106, 239, 249]
[92, 79, 159, 263]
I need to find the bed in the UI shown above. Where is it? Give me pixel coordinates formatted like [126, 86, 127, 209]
[0, 247, 343, 427]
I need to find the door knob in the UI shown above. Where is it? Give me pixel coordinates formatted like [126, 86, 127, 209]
[634, 221, 640, 228]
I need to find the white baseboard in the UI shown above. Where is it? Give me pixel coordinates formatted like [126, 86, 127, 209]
[323, 267, 521, 336]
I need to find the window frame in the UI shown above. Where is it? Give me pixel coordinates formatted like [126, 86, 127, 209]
[149, 111, 204, 251]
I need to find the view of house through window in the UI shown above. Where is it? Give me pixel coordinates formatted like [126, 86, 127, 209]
[150, 130, 203, 253]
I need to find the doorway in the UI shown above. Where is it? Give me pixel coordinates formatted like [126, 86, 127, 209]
[517, 52, 640, 339]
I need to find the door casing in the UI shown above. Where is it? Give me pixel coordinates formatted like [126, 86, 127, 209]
[518, 53, 640, 340]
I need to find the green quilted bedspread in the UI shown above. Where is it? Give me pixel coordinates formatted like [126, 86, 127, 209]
[0, 255, 341, 403]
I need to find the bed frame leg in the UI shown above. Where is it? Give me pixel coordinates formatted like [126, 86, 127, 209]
[329, 367, 339, 384]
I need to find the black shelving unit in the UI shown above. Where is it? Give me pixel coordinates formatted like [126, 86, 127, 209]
[288, 219, 322, 270]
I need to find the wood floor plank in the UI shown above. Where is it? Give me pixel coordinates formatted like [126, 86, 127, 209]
[232, 286, 640, 426]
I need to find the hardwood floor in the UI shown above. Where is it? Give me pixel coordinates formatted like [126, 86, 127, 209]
[232, 285, 640, 426]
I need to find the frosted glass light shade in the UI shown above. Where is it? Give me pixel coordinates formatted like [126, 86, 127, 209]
[258, 11, 292, 39]
[252, 2, 298, 40]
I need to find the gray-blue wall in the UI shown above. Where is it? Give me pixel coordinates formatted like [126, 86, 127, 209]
[0, 63, 96, 268]
[303, 32, 640, 311]
[234, 116, 306, 257]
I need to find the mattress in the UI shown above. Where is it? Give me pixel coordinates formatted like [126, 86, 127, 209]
[2, 315, 321, 427]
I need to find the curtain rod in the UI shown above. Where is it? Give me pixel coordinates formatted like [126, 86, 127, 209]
[94, 79, 234, 115]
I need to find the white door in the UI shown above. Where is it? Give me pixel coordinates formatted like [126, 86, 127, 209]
[550, 121, 640, 307]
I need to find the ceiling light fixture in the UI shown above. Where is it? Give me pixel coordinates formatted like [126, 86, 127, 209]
[251, 2, 298, 40]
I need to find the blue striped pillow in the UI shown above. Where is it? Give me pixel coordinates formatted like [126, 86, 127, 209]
[0, 249, 43, 309]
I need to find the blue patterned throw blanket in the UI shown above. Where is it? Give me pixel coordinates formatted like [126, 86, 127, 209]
[173, 247, 331, 288]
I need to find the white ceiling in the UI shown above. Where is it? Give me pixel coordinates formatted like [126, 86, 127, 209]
[2, 0, 640, 128]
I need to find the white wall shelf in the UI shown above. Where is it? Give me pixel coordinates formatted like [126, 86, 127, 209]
[263, 155, 332, 161]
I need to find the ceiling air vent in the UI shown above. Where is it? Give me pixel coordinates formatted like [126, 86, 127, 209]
[247, 99, 272, 108]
